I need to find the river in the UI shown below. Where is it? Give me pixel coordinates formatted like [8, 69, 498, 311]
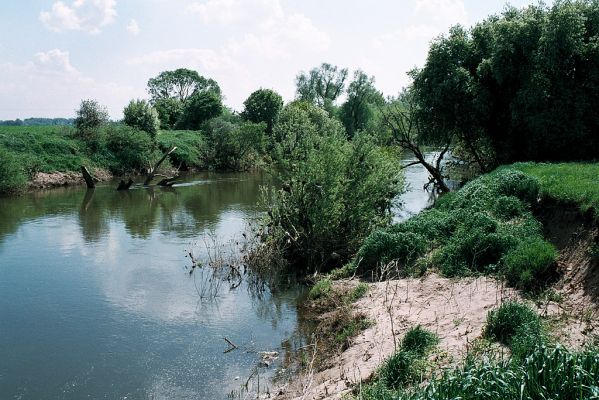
[0, 153, 439, 399]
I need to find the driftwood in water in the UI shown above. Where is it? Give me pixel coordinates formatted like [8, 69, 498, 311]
[116, 179, 134, 191]
[144, 146, 178, 186]
[157, 175, 180, 187]
[80, 166, 96, 189]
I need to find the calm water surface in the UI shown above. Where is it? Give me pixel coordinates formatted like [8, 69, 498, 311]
[0, 157, 437, 399]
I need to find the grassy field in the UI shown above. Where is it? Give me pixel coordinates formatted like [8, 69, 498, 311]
[513, 162, 599, 215]
[0, 125, 207, 193]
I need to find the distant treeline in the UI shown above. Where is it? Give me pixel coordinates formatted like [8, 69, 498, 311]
[0, 118, 74, 126]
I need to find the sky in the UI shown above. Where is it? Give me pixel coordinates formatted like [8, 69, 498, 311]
[0, 0, 549, 120]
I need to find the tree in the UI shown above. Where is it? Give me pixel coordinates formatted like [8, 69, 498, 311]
[339, 71, 385, 138]
[75, 99, 109, 134]
[381, 90, 451, 193]
[241, 88, 284, 134]
[413, 2, 599, 167]
[123, 99, 160, 140]
[176, 91, 223, 130]
[296, 63, 348, 112]
[147, 68, 221, 103]
[153, 98, 184, 129]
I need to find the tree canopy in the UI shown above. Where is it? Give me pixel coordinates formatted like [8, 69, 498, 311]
[296, 63, 348, 111]
[147, 68, 221, 103]
[339, 70, 384, 138]
[241, 88, 284, 134]
[412, 1, 599, 167]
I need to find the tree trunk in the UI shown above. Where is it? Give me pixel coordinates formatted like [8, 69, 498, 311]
[144, 146, 177, 186]
[80, 166, 95, 189]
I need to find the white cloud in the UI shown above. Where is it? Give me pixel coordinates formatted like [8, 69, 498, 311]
[40, 0, 117, 34]
[0, 49, 135, 119]
[129, 0, 330, 108]
[126, 18, 140, 35]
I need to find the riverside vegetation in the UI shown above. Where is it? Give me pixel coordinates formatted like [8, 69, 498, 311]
[1, 1, 599, 399]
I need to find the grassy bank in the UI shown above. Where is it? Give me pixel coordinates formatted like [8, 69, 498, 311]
[0, 125, 210, 194]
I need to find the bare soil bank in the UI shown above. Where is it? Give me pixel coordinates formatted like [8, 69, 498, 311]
[28, 168, 113, 190]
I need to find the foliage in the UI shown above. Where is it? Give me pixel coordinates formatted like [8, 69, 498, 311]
[157, 130, 205, 170]
[358, 345, 599, 400]
[153, 97, 184, 130]
[349, 283, 369, 302]
[147, 68, 221, 103]
[201, 116, 265, 170]
[339, 70, 384, 138]
[74, 99, 109, 144]
[308, 278, 333, 299]
[123, 99, 160, 140]
[503, 238, 557, 291]
[413, 2, 599, 167]
[241, 88, 284, 134]
[104, 125, 157, 175]
[514, 162, 599, 215]
[177, 91, 223, 130]
[296, 63, 348, 112]
[484, 301, 544, 359]
[0, 147, 27, 194]
[335, 316, 372, 346]
[378, 326, 439, 390]
[355, 168, 556, 290]
[259, 124, 401, 274]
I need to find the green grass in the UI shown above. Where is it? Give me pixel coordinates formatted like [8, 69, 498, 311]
[513, 162, 599, 215]
[308, 278, 333, 299]
[483, 301, 544, 359]
[354, 168, 556, 290]
[357, 345, 599, 400]
[349, 282, 369, 302]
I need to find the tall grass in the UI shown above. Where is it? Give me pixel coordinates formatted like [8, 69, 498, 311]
[514, 162, 599, 215]
[357, 345, 599, 400]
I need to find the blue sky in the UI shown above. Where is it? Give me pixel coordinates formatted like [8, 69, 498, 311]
[0, 0, 549, 119]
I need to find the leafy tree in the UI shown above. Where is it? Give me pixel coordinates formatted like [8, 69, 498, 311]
[123, 99, 160, 140]
[105, 125, 156, 175]
[339, 70, 385, 138]
[202, 116, 266, 170]
[176, 91, 223, 130]
[147, 68, 221, 103]
[413, 2, 599, 167]
[153, 98, 184, 129]
[296, 63, 348, 112]
[74, 99, 109, 134]
[241, 88, 284, 134]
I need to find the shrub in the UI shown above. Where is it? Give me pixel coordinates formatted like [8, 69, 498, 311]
[241, 88, 284, 134]
[123, 99, 160, 140]
[258, 131, 401, 275]
[357, 230, 426, 273]
[484, 301, 543, 358]
[493, 195, 526, 220]
[349, 283, 369, 302]
[153, 98, 184, 129]
[74, 99, 109, 145]
[308, 278, 333, 299]
[0, 148, 27, 194]
[177, 91, 223, 130]
[157, 130, 205, 170]
[379, 326, 438, 389]
[502, 238, 557, 290]
[105, 125, 156, 174]
[401, 325, 440, 357]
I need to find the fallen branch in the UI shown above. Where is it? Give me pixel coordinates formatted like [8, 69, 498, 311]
[116, 178, 134, 191]
[224, 337, 239, 353]
[80, 166, 96, 189]
[144, 146, 177, 186]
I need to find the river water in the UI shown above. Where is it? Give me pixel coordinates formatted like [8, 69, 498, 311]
[0, 154, 438, 399]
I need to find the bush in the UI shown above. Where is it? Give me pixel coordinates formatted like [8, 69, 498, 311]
[484, 301, 543, 358]
[357, 230, 426, 273]
[258, 131, 401, 275]
[401, 325, 440, 357]
[157, 130, 205, 170]
[123, 99, 160, 140]
[503, 238, 557, 290]
[105, 125, 156, 174]
[202, 117, 265, 170]
[379, 326, 438, 389]
[308, 278, 332, 299]
[0, 148, 27, 194]
[74, 99, 109, 146]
